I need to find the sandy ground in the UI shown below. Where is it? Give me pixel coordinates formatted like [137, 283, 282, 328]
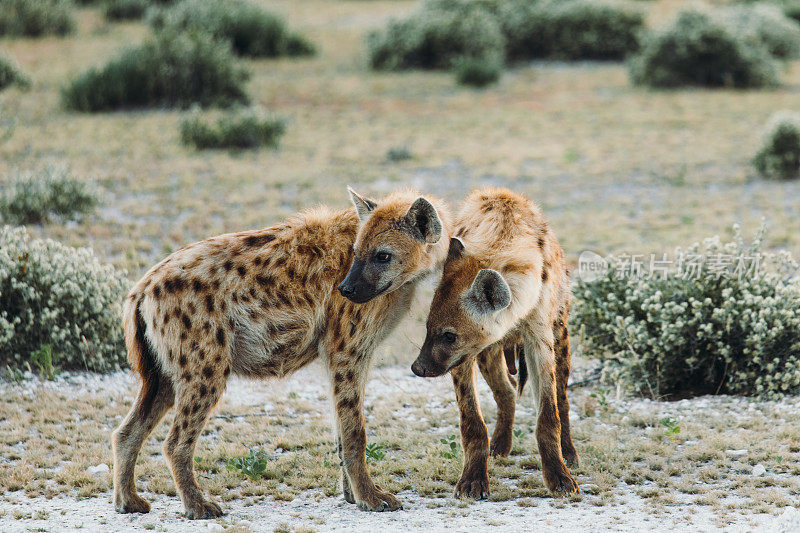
[2, 365, 800, 533]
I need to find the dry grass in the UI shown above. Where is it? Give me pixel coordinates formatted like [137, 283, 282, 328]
[1, 368, 799, 522]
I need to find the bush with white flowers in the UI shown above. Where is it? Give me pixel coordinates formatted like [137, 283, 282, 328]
[574, 225, 800, 399]
[0, 225, 129, 373]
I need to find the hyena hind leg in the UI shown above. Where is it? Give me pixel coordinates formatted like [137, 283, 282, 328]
[477, 345, 516, 458]
[113, 375, 175, 514]
[164, 372, 227, 520]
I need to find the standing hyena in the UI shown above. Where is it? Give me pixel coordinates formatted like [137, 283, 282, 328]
[112, 188, 449, 518]
[411, 187, 579, 497]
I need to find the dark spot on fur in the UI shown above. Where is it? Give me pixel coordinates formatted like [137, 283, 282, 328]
[237, 265, 247, 277]
[202, 365, 214, 379]
[205, 295, 214, 313]
[538, 236, 545, 249]
[244, 234, 275, 248]
[192, 279, 205, 292]
[180, 331, 187, 341]
[256, 274, 275, 288]
[216, 327, 226, 346]
[541, 268, 548, 282]
[346, 370, 354, 381]
[179, 354, 187, 367]
[181, 420, 188, 430]
[153, 285, 161, 298]
[212, 279, 221, 290]
[223, 366, 231, 377]
[199, 384, 208, 396]
[203, 321, 211, 332]
[223, 260, 233, 272]
[182, 405, 190, 416]
[182, 313, 192, 330]
[253, 257, 262, 266]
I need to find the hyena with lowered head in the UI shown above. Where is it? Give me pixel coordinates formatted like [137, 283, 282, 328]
[411, 187, 579, 497]
[113, 188, 449, 518]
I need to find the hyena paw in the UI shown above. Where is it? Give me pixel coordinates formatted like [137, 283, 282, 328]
[115, 494, 150, 514]
[454, 473, 490, 500]
[356, 488, 402, 512]
[489, 434, 513, 458]
[544, 466, 579, 495]
[184, 499, 224, 520]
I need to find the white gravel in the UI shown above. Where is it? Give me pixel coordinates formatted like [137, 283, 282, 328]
[1, 365, 799, 533]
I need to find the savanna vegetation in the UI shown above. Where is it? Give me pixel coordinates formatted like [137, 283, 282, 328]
[1, 0, 800, 527]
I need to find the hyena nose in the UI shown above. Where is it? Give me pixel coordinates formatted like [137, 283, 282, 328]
[411, 360, 426, 377]
[338, 282, 354, 297]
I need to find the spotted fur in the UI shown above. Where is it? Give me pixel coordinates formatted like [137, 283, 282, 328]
[412, 187, 579, 498]
[112, 190, 450, 518]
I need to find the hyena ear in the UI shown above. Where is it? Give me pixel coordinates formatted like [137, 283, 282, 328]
[464, 269, 511, 317]
[348, 186, 377, 223]
[403, 197, 443, 244]
[447, 237, 465, 261]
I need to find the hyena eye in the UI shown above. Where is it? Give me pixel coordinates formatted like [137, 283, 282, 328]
[441, 332, 456, 344]
[374, 251, 391, 263]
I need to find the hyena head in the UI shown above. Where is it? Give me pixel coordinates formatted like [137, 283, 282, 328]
[338, 187, 445, 304]
[411, 237, 511, 377]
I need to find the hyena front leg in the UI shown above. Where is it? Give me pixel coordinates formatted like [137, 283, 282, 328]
[336, 435, 355, 504]
[523, 321, 579, 494]
[113, 374, 174, 514]
[451, 360, 490, 499]
[164, 356, 229, 519]
[477, 345, 516, 458]
[554, 305, 579, 467]
[330, 352, 401, 512]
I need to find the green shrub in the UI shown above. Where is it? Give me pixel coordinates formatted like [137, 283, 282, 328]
[501, 0, 645, 61]
[0, 55, 30, 92]
[62, 30, 249, 112]
[753, 111, 800, 181]
[629, 8, 780, 88]
[104, 0, 148, 20]
[455, 56, 501, 87]
[149, 0, 315, 58]
[0, 166, 98, 224]
[104, 0, 175, 20]
[574, 225, 800, 399]
[0, 225, 129, 373]
[0, 0, 75, 37]
[367, 0, 505, 70]
[722, 4, 800, 59]
[180, 107, 286, 150]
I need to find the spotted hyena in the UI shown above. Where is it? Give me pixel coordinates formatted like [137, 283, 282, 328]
[411, 187, 579, 497]
[112, 188, 449, 518]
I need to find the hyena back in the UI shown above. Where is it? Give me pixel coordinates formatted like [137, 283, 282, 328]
[411, 186, 579, 497]
[113, 189, 449, 518]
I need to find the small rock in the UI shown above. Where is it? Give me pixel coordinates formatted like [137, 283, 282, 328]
[752, 464, 766, 476]
[87, 464, 109, 476]
[726, 449, 748, 457]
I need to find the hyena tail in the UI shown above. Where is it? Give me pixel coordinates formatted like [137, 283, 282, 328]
[122, 296, 164, 415]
